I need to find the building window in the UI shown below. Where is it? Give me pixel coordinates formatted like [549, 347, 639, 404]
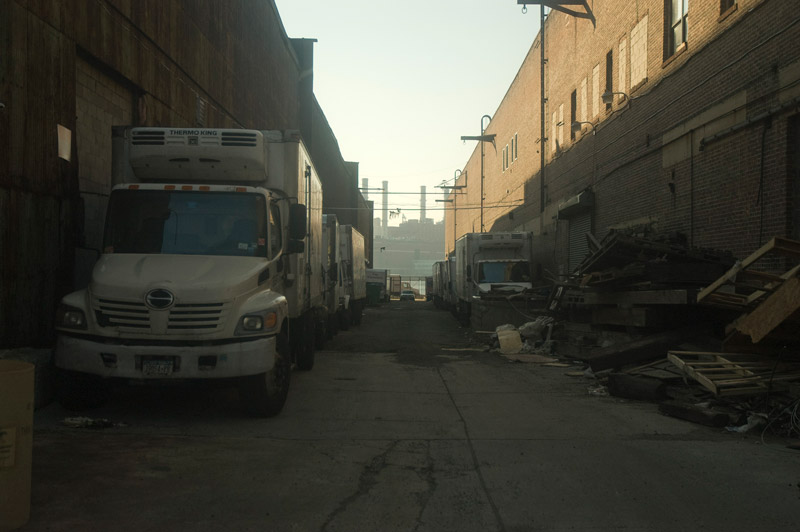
[631, 16, 648, 87]
[570, 90, 577, 140]
[580, 78, 588, 122]
[605, 50, 613, 110]
[666, 0, 688, 58]
[618, 38, 628, 95]
[592, 64, 600, 118]
[503, 145, 509, 171]
[513, 133, 518, 161]
[720, 0, 736, 14]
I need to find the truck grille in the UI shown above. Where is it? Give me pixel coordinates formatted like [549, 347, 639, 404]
[93, 298, 230, 333]
[94, 298, 150, 329]
[131, 130, 166, 145]
[168, 302, 227, 330]
[221, 131, 258, 147]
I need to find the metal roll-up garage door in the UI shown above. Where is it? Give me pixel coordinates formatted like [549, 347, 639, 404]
[567, 211, 592, 272]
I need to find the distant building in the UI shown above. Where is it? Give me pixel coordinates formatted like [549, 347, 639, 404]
[373, 218, 444, 277]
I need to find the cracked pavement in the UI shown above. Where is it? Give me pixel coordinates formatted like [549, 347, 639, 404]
[23, 302, 800, 531]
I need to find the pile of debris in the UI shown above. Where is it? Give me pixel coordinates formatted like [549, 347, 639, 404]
[548, 231, 736, 329]
[565, 236, 800, 444]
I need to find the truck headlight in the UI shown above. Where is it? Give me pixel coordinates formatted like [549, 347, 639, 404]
[236, 311, 278, 335]
[242, 316, 263, 330]
[56, 305, 88, 330]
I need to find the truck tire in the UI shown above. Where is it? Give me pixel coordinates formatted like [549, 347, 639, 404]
[338, 307, 351, 331]
[56, 369, 110, 410]
[314, 316, 327, 350]
[296, 315, 316, 371]
[240, 333, 291, 417]
[327, 313, 339, 338]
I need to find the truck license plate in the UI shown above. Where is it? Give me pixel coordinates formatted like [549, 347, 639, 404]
[142, 359, 174, 376]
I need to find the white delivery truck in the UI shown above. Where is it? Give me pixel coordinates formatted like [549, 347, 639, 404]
[453, 232, 535, 322]
[337, 225, 366, 328]
[54, 127, 325, 417]
[321, 214, 343, 342]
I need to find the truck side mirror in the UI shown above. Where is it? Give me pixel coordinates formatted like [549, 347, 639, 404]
[288, 204, 307, 240]
[287, 239, 305, 254]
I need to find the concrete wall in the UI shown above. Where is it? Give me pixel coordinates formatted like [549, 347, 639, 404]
[449, 0, 800, 279]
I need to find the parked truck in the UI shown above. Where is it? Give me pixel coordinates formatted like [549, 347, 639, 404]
[54, 127, 326, 417]
[453, 232, 535, 321]
[321, 214, 343, 344]
[337, 225, 366, 327]
[365, 268, 388, 305]
[432, 261, 448, 309]
[389, 275, 402, 299]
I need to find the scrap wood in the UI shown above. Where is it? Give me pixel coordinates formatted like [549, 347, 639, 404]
[735, 276, 800, 344]
[697, 237, 800, 308]
[659, 400, 731, 427]
[667, 350, 800, 397]
[579, 327, 702, 372]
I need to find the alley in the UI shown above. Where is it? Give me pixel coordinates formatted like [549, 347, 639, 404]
[24, 301, 799, 531]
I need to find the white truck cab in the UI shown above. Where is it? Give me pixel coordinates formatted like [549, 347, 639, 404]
[54, 127, 323, 417]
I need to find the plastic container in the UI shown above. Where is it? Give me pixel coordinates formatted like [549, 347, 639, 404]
[0, 360, 34, 531]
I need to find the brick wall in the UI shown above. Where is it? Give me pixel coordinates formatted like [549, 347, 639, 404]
[451, 0, 800, 276]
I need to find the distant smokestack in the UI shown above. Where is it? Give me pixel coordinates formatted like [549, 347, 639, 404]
[362, 178, 369, 200]
[420, 186, 426, 222]
[382, 180, 389, 237]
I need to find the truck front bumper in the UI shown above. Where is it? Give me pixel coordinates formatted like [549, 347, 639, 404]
[55, 334, 276, 380]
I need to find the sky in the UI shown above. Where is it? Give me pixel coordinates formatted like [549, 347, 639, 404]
[274, 0, 542, 224]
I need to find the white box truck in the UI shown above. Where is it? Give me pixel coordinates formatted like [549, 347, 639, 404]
[321, 214, 343, 341]
[453, 232, 535, 321]
[337, 225, 366, 328]
[54, 127, 326, 417]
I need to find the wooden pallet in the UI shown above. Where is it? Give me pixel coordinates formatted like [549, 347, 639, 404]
[667, 350, 800, 396]
[697, 237, 800, 311]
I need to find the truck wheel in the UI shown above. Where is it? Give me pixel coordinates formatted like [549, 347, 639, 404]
[327, 313, 338, 338]
[314, 317, 327, 350]
[296, 316, 316, 371]
[56, 369, 110, 410]
[352, 302, 363, 326]
[338, 308, 351, 330]
[240, 333, 291, 417]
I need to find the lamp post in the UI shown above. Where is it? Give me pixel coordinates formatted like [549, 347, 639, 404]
[461, 115, 495, 232]
[602, 90, 632, 107]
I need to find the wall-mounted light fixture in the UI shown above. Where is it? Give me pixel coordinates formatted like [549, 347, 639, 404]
[601, 90, 632, 106]
[461, 115, 495, 232]
[571, 121, 596, 136]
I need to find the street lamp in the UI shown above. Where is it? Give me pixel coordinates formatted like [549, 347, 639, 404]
[571, 121, 596, 136]
[461, 115, 495, 232]
[602, 90, 632, 106]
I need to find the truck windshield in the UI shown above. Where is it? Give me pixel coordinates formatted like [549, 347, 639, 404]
[478, 261, 531, 283]
[103, 189, 268, 257]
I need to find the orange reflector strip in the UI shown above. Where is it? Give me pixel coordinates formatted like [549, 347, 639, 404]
[199, 186, 210, 191]
[264, 312, 278, 329]
[182, 185, 192, 191]
[164, 185, 176, 190]
[128, 185, 140, 190]
[235, 187, 247, 192]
